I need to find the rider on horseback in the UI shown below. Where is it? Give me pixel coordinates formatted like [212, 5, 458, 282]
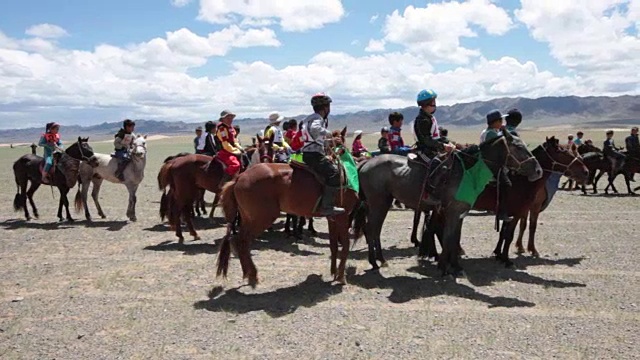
[414, 89, 455, 205]
[604, 130, 625, 182]
[504, 108, 522, 136]
[482, 110, 513, 221]
[38, 122, 63, 184]
[388, 112, 411, 155]
[301, 93, 345, 216]
[114, 119, 136, 181]
[264, 112, 291, 163]
[216, 110, 244, 187]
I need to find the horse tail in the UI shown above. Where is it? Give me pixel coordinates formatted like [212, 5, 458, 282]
[351, 190, 368, 245]
[74, 188, 83, 213]
[159, 191, 168, 221]
[157, 162, 172, 191]
[216, 180, 238, 278]
[12, 158, 27, 211]
[220, 180, 238, 223]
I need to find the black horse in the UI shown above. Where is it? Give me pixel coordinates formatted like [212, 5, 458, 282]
[13, 137, 94, 222]
[352, 131, 542, 276]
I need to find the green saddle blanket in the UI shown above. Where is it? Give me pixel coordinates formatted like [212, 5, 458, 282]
[290, 150, 359, 193]
[453, 153, 494, 206]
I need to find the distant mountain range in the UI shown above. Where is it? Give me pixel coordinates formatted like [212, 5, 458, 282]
[1, 95, 638, 144]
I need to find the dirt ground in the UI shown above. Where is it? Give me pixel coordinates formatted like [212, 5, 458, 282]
[0, 134, 639, 359]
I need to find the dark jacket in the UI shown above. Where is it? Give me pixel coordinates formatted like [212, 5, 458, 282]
[414, 109, 444, 156]
[203, 133, 217, 155]
[625, 134, 639, 153]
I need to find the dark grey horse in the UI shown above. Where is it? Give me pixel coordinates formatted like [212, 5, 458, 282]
[13, 137, 94, 221]
[352, 131, 542, 276]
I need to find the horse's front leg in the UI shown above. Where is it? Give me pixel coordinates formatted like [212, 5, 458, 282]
[62, 188, 74, 222]
[57, 188, 65, 222]
[126, 183, 139, 222]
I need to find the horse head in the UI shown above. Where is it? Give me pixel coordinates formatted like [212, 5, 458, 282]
[66, 136, 94, 161]
[256, 133, 274, 163]
[534, 136, 589, 183]
[482, 132, 542, 181]
[131, 135, 147, 159]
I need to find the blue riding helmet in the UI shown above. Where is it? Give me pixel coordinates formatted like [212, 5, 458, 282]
[416, 89, 437, 103]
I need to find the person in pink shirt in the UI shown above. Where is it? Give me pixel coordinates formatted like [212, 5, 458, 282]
[351, 130, 368, 157]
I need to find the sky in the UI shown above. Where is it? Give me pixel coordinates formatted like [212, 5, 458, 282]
[0, 0, 639, 129]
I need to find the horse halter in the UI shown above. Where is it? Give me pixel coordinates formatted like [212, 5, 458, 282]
[537, 143, 581, 176]
[498, 136, 538, 172]
[76, 139, 92, 161]
[131, 139, 147, 159]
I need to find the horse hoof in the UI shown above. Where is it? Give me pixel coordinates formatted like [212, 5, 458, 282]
[100, 215, 107, 219]
[248, 277, 259, 288]
[335, 276, 347, 285]
[380, 261, 389, 268]
[193, 236, 201, 241]
[531, 251, 540, 258]
[178, 238, 184, 244]
[129, 217, 137, 222]
[516, 248, 525, 255]
[67, 218, 75, 223]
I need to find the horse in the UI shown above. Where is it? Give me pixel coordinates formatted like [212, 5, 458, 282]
[419, 137, 589, 267]
[603, 151, 640, 195]
[352, 131, 542, 276]
[158, 136, 273, 243]
[281, 128, 350, 242]
[74, 135, 147, 222]
[216, 127, 358, 286]
[13, 137, 94, 221]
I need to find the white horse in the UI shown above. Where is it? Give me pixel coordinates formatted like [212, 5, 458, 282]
[75, 135, 147, 221]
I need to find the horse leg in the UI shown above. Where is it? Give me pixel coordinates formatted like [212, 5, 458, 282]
[500, 220, 518, 268]
[593, 170, 604, 194]
[199, 189, 207, 215]
[527, 206, 542, 257]
[185, 203, 201, 241]
[494, 224, 506, 259]
[236, 227, 259, 287]
[410, 210, 422, 247]
[91, 178, 106, 219]
[26, 182, 40, 220]
[57, 187, 65, 222]
[438, 208, 460, 277]
[284, 214, 292, 235]
[209, 192, 220, 219]
[365, 196, 392, 269]
[126, 184, 139, 222]
[515, 211, 528, 254]
[335, 216, 350, 285]
[62, 187, 74, 222]
[328, 219, 339, 278]
[306, 217, 317, 235]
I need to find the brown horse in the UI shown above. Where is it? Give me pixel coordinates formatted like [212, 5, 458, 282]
[419, 137, 589, 267]
[216, 128, 358, 285]
[158, 136, 273, 242]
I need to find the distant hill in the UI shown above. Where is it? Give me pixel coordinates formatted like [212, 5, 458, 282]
[1, 95, 637, 144]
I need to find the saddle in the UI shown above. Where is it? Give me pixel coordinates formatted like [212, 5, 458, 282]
[289, 160, 347, 187]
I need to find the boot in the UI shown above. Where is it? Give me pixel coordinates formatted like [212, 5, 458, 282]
[316, 186, 345, 217]
[424, 158, 446, 206]
[115, 161, 127, 181]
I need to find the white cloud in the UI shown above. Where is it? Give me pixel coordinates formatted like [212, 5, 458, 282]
[516, 0, 640, 92]
[380, 0, 513, 63]
[197, 0, 345, 32]
[25, 24, 69, 39]
[170, 0, 192, 7]
[370, 14, 379, 23]
[365, 39, 386, 52]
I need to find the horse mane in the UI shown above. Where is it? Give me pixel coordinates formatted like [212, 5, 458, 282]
[163, 152, 190, 163]
[581, 152, 602, 160]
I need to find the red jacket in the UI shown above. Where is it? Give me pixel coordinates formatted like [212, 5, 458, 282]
[289, 130, 304, 151]
[388, 126, 404, 150]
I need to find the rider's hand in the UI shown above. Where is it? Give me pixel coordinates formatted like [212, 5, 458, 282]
[444, 143, 455, 152]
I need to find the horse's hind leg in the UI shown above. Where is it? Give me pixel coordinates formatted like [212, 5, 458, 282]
[26, 182, 40, 219]
[209, 192, 220, 219]
[328, 220, 338, 278]
[91, 178, 106, 218]
[515, 212, 528, 254]
[284, 214, 292, 235]
[236, 228, 258, 287]
[335, 217, 351, 285]
[365, 196, 393, 269]
[63, 188, 74, 222]
[527, 206, 542, 257]
[185, 204, 201, 241]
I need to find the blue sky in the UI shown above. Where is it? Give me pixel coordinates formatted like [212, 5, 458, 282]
[0, 0, 638, 128]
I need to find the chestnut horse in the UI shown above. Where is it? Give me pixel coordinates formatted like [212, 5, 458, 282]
[158, 135, 274, 242]
[216, 128, 358, 285]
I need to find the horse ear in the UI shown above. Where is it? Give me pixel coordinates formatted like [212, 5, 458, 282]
[341, 126, 347, 137]
[78, 136, 82, 142]
[143, 134, 147, 139]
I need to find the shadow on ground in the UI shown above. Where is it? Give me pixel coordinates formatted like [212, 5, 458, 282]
[193, 274, 342, 317]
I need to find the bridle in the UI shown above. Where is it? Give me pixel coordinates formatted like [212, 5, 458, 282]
[535, 142, 583, 176]
[74, 139, 92, 161]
